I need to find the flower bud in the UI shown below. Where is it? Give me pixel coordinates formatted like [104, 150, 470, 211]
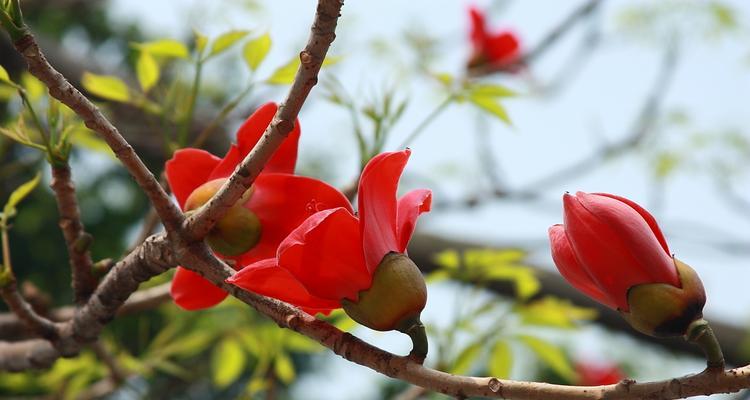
[184, 179, 261, 256]
[342, 252, 427, 332]
[621, 258, 706, 337]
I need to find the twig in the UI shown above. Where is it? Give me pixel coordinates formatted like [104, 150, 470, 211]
[50, 163, 96, 304]
[0, 234, 172, 371]
[91, 340, 127, 384]
[185, 0, 344, 240]
[10, 33, 184, 232]
[0, 281, 60, 341]
[0, 282, 171, 340]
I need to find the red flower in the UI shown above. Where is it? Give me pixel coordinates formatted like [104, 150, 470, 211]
[575, 361, 625, 386]
[227, 149, 432, 316]
[468, 6, 521, 71]
[548, 192, 680, 311]
[165, 102, 351, 310]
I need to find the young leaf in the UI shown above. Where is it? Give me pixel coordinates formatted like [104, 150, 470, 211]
[210, 30, 250, 56]
[211, 338, 247, 388]
[21, 72, 45, 100]
[517, 335, 575, 382]
[469, 94, 511, 125]
[136, 39, 189, 59]
[518, 296, 597, 328]
[194, 30, 208, 56]
[451, 342, 483, 375]
[81, 72, 130, 103]
[273, 353, 296, 384]
[488, 340, 513, 378]
[136, 51, 159, 92]
[266, 57, 300, 85]
[0, 65, 10, 83]
[3, 172, 41, 218]
[243, 33, 271, 71]
[469, 84, 517, 98]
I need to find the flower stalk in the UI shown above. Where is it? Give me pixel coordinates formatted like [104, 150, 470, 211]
[685, 319, 725, 371]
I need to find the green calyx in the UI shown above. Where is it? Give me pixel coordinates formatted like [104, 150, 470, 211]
[185, 179, 260, 256]
[621, 258, 706, 337]
[342, 252, 428, 361]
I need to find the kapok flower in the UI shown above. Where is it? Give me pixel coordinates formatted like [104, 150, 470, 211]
[575, 361, 625, 386]
[548, 192, 706, 337]
[165, 102, 351, 310]
[468, 6, 521, 72]
[228, 150, 432, 333]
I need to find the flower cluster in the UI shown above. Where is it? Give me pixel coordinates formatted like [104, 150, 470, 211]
[165, 103, 351, 310]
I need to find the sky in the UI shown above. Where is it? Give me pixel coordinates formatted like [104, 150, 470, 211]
[95, 1, 750, 398]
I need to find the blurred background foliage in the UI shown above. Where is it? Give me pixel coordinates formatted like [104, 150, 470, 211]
[0, 0, 748, 399]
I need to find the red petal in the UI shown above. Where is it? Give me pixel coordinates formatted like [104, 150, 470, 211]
[228, 259, 340, 313]
[358, 150, 409, 273]
[576, 192, 678, 287]
[165, 149, 221, 208]
[396, 189, 432, 253]
[593, 192, 670, 255]
[235, 173, 354, 266]
[485, 31, 520, 65]
[236, 102, 300, 174]
[277, 208, 370, 302]
[208, 144, 242, 180]
[170, 267, 228, 310]
[548, 224, 612, 308]
[563, 193, 677, 310]
[468, 6, 488, 49]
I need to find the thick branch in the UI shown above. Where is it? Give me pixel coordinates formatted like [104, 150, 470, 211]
[10, 34, 184, 233]
[50, 164, 96, 304]
[185, 0, 344, 239]
[0, 234, 172, 370]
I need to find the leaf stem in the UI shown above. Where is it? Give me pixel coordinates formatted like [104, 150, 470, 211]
[178, 58, 204, 146]
[398, 95, 452, 149]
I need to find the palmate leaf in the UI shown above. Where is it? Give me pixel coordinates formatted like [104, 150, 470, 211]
[210, 30, 250, 56]
[517, 335, 575, 382]
[3, 172, 40, 219]
[243, 33, 271, 71]
[134, 39, 189, 59]
[0, 65, 10, 83]
[488, 340, 513, 378]
[469, 94, 512, 125]
[81, 72, 130, 103]
[266, 55, 341, 85]
[273, 352, 296, 384]
[211, 337, 247, 388]
[136, 51, 159, 92]
[517, 296, 597, 328]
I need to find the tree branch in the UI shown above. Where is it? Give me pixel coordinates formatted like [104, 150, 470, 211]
[9, 33, 184, 233]
[50, 163, 97, 304]
[185, 0, 344, 240]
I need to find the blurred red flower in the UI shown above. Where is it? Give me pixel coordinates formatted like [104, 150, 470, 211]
[227, 149, 432, 315]
[468, 6, 521, 71]
[575, 361, 625, 386]
[548, 192, 680, 311]
[165, 102, 351, 310]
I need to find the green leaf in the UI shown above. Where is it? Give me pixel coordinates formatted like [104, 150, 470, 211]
[3, 172, 40, 218]
[243, 33, 271, 71]
[0, 65, 10, 83]
[68, 125, 115, 158]
[433, 249, 460, 270]
[517, 296, 597, 328]
[283, 334, 320, 353]
[517, 335, 575, 381]
[136, 52, 159, 92]
[211, 338, 247, 388]
[451, 342, 482, 375]
[488, 340, 512, 378]
[81, 72, 130, 102]
[469, 94, 511, 125]
[194, 30, 208, 55]
[322, 55, 342, 67]
[210, 30, 250, 56]
[273, 352, 296, 384]
[135, 39, 189, 59]
[266, 57, 300, 85]
[470, 84, 517, 98]
[21, 72, 45, 100]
